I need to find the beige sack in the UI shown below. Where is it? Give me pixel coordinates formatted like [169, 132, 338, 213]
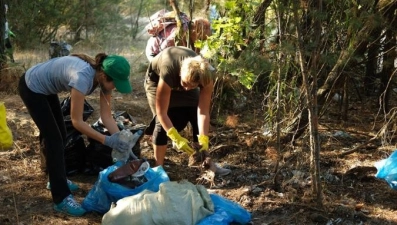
[102, 180, 214, 225]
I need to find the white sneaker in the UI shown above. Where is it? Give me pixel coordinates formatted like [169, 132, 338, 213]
[215, 164, 231, 176]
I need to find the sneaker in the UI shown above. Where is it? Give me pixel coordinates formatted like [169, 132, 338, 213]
[47, 179, 79, 192]
[53, 194, 86, 217]
[215, 164, 231, 176]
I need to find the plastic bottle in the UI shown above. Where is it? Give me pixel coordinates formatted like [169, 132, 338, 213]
[112, 129, 143, 163]
[111, 129, 132, 164]
[128, 130, 143, 159]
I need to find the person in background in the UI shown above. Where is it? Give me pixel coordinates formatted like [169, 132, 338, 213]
[145, 23, 179, 62]
[145, 10, 190, 62]
[4, 4, 15, 63]
[144, 46, 230, 175]
[18, 53, 132, 216]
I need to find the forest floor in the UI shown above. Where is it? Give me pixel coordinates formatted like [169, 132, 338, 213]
[1, 40, 397, 225]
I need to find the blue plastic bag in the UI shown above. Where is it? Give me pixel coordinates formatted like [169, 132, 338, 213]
[375, 150, 397, 190]
[197, 194, 251, 225]
[81, 179, 116, 214]
[82, 165, 170, 213]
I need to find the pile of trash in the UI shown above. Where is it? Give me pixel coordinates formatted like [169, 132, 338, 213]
[83, 165, 251, 224]
[58, 96, 252, 224]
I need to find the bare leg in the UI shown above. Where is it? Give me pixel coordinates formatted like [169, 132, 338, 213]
[153, 144, 167, 166]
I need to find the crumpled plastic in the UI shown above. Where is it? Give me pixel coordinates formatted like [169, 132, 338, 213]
[82, 165, 170, 214]
[375, 150, 397, 190]
[197, 193, 252, 225]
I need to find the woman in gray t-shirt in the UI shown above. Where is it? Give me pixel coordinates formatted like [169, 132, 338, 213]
[18, 53, 132, 217]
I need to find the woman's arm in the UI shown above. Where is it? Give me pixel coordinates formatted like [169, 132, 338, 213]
[156, 78, 173, 131]
[197, 81, 214, 135]
[99, 89, 119, 134]
[70, 88, 107, 144]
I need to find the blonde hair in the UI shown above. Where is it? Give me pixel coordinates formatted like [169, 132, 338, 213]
[180, 55, 213, 87]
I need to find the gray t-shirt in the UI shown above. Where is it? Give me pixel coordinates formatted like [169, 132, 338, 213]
[25, 56, 96, 95]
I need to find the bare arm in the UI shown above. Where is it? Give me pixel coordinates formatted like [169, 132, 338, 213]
[156, 78, 173, 131]
[98, 89, 119, 134]
[197, 81, 214, 135]
[70, 88, 108, 144]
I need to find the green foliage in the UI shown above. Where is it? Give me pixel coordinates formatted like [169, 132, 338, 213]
[230, 69, 255, 89]
[6, 0, 158, 48]
[199, 0, 264, 90]
[3, 0, 393, 137]
[207, 16, 246, 56]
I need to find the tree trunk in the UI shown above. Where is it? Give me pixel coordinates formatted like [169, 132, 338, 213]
[169, 0, 185, 45]
[132, 0, 144, 40]
[293, 0, 323, 207]
[364, 27, 382, 96]
[283, 3, 380, 142]
[0, 1, 6, 67]
[252, 0, 273, 27]
[378, 3, 397, 112]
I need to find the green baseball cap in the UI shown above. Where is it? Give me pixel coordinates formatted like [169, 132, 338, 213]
[102, 55, 132, 93]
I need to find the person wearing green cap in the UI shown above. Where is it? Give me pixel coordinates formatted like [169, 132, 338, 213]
[17, 53, 132, 217]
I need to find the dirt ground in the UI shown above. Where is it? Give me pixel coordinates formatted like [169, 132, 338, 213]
[2, 45, 397, 225]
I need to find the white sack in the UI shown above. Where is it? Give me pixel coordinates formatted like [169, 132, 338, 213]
[102, 180, 214, 225]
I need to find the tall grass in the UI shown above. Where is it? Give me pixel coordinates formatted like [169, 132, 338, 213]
[0, 38, 149, 95]
[13, 39, 148, 72]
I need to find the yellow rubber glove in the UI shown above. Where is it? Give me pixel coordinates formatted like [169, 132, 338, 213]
[198, 134, 209, 152]
[167, 127, 195, 155]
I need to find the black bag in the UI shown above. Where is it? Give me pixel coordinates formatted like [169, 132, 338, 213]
[85, 111, 146, 175]
[39, 96, 94, 176]
[60, 96, 94, 124]
[62, 97, 94, 175]
[64, 133, 87, 175]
